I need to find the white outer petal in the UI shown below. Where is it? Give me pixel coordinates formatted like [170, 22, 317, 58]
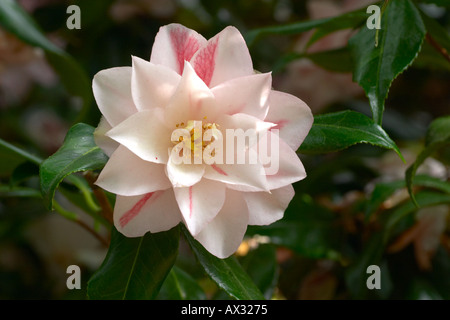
[194, 189, 249, 259]
[244, 185, 294, 226]
[106, 109, 172, 164]
[211, 72, 272, 119]
[95, 145, 171, 196]
[174, 179, 226, 236]
[114, 189, 182, 237]
[94, 116, 119, 157]
[92, 67, 137, 127]
[265, 90, 313, 151]
[131, 56, 180, 111]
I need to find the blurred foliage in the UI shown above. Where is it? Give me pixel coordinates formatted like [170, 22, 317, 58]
[0, 0, 449, 300]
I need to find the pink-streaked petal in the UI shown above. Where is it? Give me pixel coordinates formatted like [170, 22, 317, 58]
[195, 189, 249, 258]
[191, 26, 253, 88]
[244, 185, 294, 226]
[174, 179, 226, 236]
[203, 150, 269, 192]
[114, 189, 182, 237]
[166, 153, 205, 187]
[219, 113, 275, 134]
[211, 73, 272, 119]
[131, 56, 181, 111]
[164, 62, 217, 126]
[95, 146, 171, 196]
[265, 90, 313, 151]
[94, 116, 119, 157]
[92, 67, 137, 127]
[106, 109, 172, 164]
[150, 23, 207, 74]
[256, 131, 307, 189]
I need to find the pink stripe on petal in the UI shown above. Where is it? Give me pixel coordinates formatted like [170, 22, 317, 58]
[211, 164, 228, 176]
[272, 119, 288, 131]
[119, 191, 162, 227]
[170, 28, 202, 74]
[189, 186, 193, 218]
[192, 38, 218, 87]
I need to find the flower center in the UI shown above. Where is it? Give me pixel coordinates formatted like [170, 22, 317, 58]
[172, 118, 222, 164]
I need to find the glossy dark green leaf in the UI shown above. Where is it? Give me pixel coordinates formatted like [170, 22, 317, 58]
[87, 226, 180, 300]
[39, 123, 109, 209]
[158, 266, 206, 300]
[0, 0, 92, 123]
[349, 0, 426, 125]
[298, 111, 404, 161]
[182, 226, 265, 300]
[405, 116, 450, 205]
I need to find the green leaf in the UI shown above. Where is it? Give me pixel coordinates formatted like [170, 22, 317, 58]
[349, 0, 426, 125]
[0, 138, 42, 165]
[87, 226, 180, 300]
[0, 0, 92, 123]
[39, 123, 109, 210]
[305, 8, 369, 48]
[245, 6, 368, 46]
[384, 191, 450, 243]
[245, 17, 332, 46]
[10, 162, 39, 187]
[365, 175, 450, 220]
[405, 116, 450, 206]
[158, 266, 206, 300]
[298, 110, 404, 161]
[273, 47, 353, 74]
[306, 47, 354, 73]
[182, 226, 265, 300]
[0, 184, 42, 198]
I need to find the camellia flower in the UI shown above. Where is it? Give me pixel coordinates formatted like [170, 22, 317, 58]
[93, 24, 313, 258]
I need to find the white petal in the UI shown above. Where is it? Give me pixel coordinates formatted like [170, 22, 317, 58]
[131, 56, 180, 111]
[191, 26, 253, 88]
[164, 62, 217, 127]
[204, 158, 269, 192]
[256, 131, 307, 189]
[95, 145, 171, 196]
[211, 73, 272, 119]
[114, 189, 182, 237]
[244, 185, 294, 226]
[174, 179, 226, 236]
[265, 90, 313, 151]
[166, 152, 205, 187]
[195, 189, 249, 258]
[106, 109, 172, 164]
[150, 23, 207, 74]
[94, 116, 119, 157]
[92, 67, 137, 126]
